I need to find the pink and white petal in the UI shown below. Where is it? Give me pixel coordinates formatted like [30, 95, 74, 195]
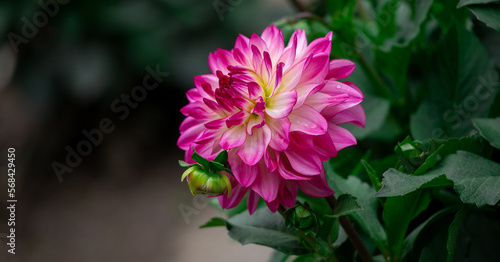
[247, 190, 261, 214]
[220, 125, 247, 149]
[288, 29, 308, 59]
[266, 117, 290, 151]
[234, 34, 250, 54]
[180, 101, 211, 119]
[326, 59, 356, 80]
[279, 58, 306, 93]
[246, 114, 265, 135]
[237, 125, 271, 166]
[177, 119, 206, 150]
[296, 171, 334, 198]
[261, 25, 284, 64]
[327, 124, 357, 151]
[250, 162, 281, 202]
[297, 32, 332, 60]
[297, 53, 329, 86]
[265, 90, 297, 119]
[228, 151, 258, 187]
[194, 74, 219, 99]
[249, 33, 268, 53]
[209, 49, 237, 75]
[305, 92, 350, 113]
[288, 105, 328, 135]
[186, 88, 202, 102]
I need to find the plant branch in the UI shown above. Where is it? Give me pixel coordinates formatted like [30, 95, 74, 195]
[325, 195, 374, 262]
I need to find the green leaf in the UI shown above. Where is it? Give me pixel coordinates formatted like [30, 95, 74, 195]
[473, 117, 500, 149]
[361, 160, 382, 191]
[377, 151, 500, 207]
[383, 190, 432, 261]
[426, 151, 500, 207]
[468, 5, 500, 32]
[325, 161, 389, 256]
[178, 160, 191, 167]
[213, 150, 228, 164]
[446, 207, 469, 262]
[375, 169, 453, 197]
[330, 194, 363, 218]
[199, 217, 226, 228]
[457, 0, 499, 7]
[226, 207, 310, 255]
[410, 26, 499, 140]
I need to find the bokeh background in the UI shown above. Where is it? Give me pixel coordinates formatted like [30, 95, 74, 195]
[0, 0, 300, 261]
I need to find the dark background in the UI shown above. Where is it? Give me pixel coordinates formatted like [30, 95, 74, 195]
[0, 0, 297, 261]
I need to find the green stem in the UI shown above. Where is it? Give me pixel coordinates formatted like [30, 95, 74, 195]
[325, 195, 374, 262]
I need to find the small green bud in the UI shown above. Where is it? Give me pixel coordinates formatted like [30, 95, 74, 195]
[284, 205, 318, 235]
[181, 165, 232, 197]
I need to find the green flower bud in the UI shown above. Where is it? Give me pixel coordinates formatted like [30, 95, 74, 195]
[181, 165, 232, 197]
[284, 205, 318, 235]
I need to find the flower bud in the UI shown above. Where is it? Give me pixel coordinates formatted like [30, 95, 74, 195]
[181, 165, 232, 197]
[284, 205, 318, 235]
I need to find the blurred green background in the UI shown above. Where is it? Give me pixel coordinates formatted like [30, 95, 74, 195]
[0, 0, 295, 261]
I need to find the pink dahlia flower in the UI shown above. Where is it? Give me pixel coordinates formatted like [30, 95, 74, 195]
[178, 25, 365, 214]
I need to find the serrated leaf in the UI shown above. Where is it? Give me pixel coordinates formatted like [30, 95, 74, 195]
[226, 207, 310, 255]
[375, 170, 453, 197]
[199, 217, 226, 228]
[473, 117, 500, 149]
[377, 151, 500, 207]
[457, 0, 499, 7]
[267, 250, 289, 262]
[330, 194, 363, 218]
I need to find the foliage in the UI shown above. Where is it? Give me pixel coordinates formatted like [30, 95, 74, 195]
[197, 0, 500, 261]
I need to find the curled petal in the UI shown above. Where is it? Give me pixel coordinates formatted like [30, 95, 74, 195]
[247, 191, 261, 214]
[296, 170, 334, 198]
[327, 59, 356, 80]
[229, 151, 258, 187]
[288, 105, 327, 135]
[265, 91, 297, 119]
[266, 117, 290, 151]
[250, 161, 282, 202]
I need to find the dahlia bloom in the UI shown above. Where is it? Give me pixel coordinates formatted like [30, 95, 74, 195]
[178, 25, 365, 214]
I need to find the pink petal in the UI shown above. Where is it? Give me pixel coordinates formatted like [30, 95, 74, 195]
[264, 148, 278, 172]
[247, 190, 260, 214]
[234, 34, 250, 54]
[288, 105, 328, 135]
[237, 125, 271, 166]
[278, 155, 313, 180]
[218, 178, 248, 209]
[265, 90, 297, 119]
[266, 117, 290, 151]
[180, 101, 211, 119]
[194, 74, 219, 99]
[327, 59, 356, 80]
[260, 25, 284, 64]
[283, 147, 322, 176]
[327, 124, 357, 151]
[208, 49, 237, 75]
[246, 114, 265, 135]
[177, 119, 205, 150]
[229, 151, 258, 187]
[248, 81, 263, 99]
[296, 171, 334, 198]
[220, 125, 247, 149]
[298, 32, 332, 60]
[280, 182, 298, 208]
[329, 104, 366, 127]
[250, 161, 282, 202]
[288, 29, 308, 59]
[265, 198, 280, 213]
